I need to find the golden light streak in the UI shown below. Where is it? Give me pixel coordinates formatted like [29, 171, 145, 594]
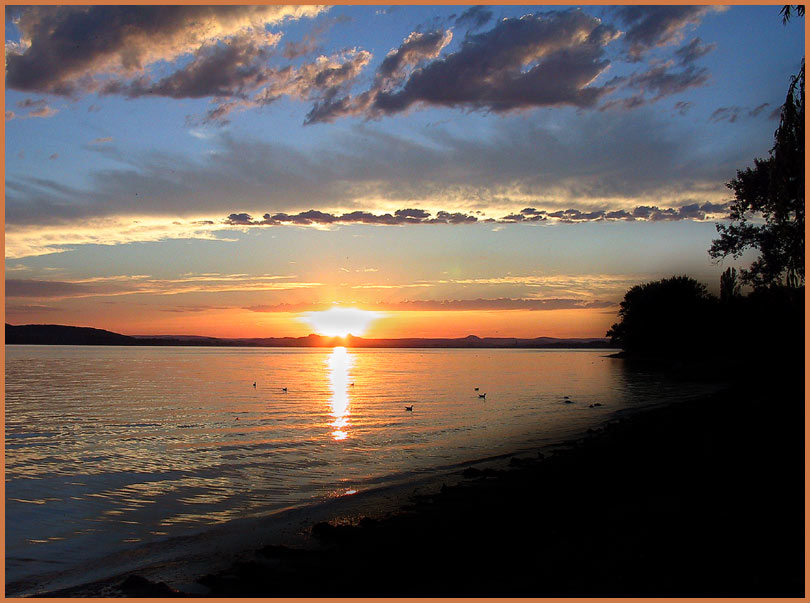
[327, 347, 353, 441]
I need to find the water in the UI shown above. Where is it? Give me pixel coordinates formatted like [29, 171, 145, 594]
[6, 345, 715, 591]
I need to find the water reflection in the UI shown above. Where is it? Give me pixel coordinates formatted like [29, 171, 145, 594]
[327, 347, 353, 441]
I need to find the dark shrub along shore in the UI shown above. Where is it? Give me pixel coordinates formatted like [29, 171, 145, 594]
[42, 365, 803, 598]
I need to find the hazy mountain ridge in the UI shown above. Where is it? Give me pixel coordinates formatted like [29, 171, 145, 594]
[6, 324, 615, 348]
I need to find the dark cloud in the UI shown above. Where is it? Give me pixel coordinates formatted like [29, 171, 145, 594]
[749, 103, 770, 117]
[307, 10, 618, 123]
[625, 62, 709, 101]
[104, 32, 277, 101]
[711, 103, 771, 123]
[710, 106, 741, 123]
[5, 5, 323, 95]
[6, 279, 95, 298]
[674, 100, 692, 115]
[614, 6, 719, 61]
[226, 209, 480, 226]
[674, 37, 716, 65]
[17, 98, 48, 109]
[377, 30, 453, 82]
[224, 201, 728, 228]
[454, 6, 494, 31]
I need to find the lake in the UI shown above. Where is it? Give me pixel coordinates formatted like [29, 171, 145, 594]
[5, 345, 715, 592]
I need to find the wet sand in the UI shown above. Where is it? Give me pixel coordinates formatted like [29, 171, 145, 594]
[37, 371, 804, 597]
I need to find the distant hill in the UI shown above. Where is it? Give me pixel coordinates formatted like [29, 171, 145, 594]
[6, 324, 137, 346]
[6, 324, 615, 349]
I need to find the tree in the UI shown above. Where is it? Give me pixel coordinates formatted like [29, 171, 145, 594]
[779, 5, 805, 24]
[606, 276, 717, 357]
[720, 267, 741, 302]
[709, 15, 804, 288]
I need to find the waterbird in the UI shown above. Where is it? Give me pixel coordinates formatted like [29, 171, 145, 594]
[474, 387, 479, 391]
[282, 387, 288, 392]
[350, 383, 355, 387]
[405, 405, 413, 411]
[478, 393, 486, 399]
[252, 382, 256, 388]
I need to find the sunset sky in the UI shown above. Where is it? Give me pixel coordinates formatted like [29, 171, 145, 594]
[4, 5, 805, 338]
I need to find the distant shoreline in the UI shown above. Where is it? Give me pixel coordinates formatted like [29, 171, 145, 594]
[5, 323, 616, 349]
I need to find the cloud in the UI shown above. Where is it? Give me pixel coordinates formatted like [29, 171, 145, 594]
[307, 10, 620, 123]
[101, 29, 282, 101]
[614, 6, 724, 61]
[377, 30, 453, 82]
[6, 98, 59, 119]
[711, 103, 772, 123]
[6, 5, 326, 96]
[48, 153, 59, 160]
[454, 6, 494, 32]
[90, 137, 113, 144]
[674, 37, 716, 65]
[225, 208, 479, 226]
[281, 17, 348, 59]
[6, 273, 323, 299]
[749, 102, 770, 117]
[245, 298, 616, 313]
[625, 61, 709, 101]
[223, 201, 728, 228]
[674, 100, 692, 115]
[7, 105, 745, 255]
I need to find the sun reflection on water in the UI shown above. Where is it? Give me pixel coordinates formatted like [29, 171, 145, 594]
[327, 346, 353, 441]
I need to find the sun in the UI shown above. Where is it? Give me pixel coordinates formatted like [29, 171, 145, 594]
[298, 307, 384, 338]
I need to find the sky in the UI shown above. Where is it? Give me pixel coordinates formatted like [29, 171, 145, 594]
[4, 4, 805, 338]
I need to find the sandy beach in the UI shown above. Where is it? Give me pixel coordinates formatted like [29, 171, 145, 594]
[35, 360, 804, 598]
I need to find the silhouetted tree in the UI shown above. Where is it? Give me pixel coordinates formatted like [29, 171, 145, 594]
[606, 276, 717, 358]
[709, 63, 804, 288]
[709, 9, 804, 289]
[719, 267, 741, 302]
[779, 5, 805, 24]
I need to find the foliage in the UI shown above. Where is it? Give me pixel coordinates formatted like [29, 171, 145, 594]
[780, 5, 805, 24]
[709, 56, 804, 288]
[606, 276, 717, 357]
[719, 267, 741, 302]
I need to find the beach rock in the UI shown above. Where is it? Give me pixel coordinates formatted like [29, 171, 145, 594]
[463, 467, 484, 478]
[359, 516, 379, 529]
[311, 521, 356, 543]
[119, 574, 179, 597]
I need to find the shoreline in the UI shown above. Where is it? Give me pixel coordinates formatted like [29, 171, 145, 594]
[29, 372, 803, 598]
